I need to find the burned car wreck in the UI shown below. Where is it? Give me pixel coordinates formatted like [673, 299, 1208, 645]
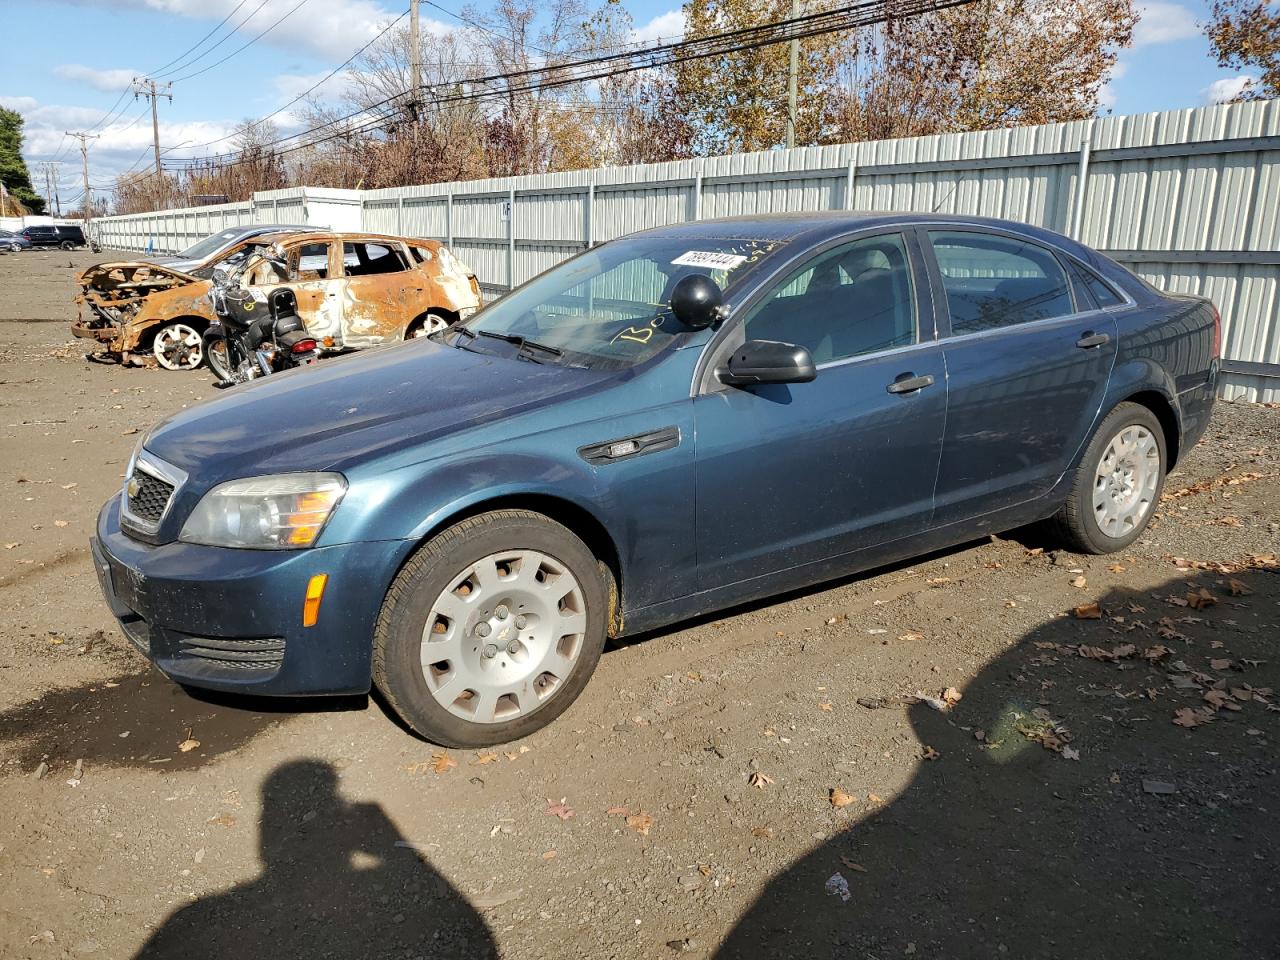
[73, 232, 483, 370]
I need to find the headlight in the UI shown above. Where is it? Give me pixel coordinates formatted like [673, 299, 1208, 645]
[179, 473, 346, 549]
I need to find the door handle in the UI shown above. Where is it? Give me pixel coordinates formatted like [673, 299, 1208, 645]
[886, 373, 935, 395]
[1076, 331, 1111, 348]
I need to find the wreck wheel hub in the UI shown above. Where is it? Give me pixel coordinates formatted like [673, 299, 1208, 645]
[153, 322, 204, 371]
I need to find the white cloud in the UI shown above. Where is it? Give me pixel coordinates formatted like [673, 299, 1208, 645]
[1202, 74, 1258, 103]
[1133, 2, 1200, 47]
[1097, 60, 1128, 111]
[54, 0, 404, 63]
[632, 9, 685, 46]
[0, 95, 39, 111]
[54, 64, 140, 93]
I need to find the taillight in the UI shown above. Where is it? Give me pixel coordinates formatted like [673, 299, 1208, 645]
[1210, 304, 1221, 359]
[291, 338, 319, 354]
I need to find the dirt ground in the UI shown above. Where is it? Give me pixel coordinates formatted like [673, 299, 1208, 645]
[1, 249, 1278, 960]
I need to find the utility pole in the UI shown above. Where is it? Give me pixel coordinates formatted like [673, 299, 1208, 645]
[409, 0, 422, 120]
[786, 0, 799, 150]
[65, 132, 99, 223]
[132, 77, 173, 178]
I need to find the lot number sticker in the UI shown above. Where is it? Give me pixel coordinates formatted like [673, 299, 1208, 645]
[672, 250, 747, 270]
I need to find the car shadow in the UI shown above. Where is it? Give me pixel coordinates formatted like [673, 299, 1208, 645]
[715, 570, 1280, 959]
[133, 758, 497, 959]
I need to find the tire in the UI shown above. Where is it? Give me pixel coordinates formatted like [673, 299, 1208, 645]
[60, 240, 74, 250]
[373, 510, 609, 747]
[205, 337, 235, 381]
[404, 310, 451, 339]
[1049, 402, 1166, 554]
[8, 243, 19, 253]
[152, 321, 205, 370]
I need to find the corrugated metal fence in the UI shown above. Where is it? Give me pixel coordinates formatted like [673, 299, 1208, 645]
[92, 100, 1280, 402]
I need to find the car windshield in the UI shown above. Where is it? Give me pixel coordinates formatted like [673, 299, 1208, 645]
[178, 229, 247, 261]
[453, 236, 783, 368]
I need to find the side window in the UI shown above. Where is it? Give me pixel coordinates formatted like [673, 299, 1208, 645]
[1075, 262, 1124, 307]
[742, 233, 917, 364]
[288, 242, 331, 282]
[930, 231, 1074, 335]
[343, 242, 410, 277]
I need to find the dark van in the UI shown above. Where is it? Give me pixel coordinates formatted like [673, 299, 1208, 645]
[22, 224, 90, 250]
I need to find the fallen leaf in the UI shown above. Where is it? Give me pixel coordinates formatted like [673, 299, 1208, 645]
[545, 798, 575, 821]
[1074, 602, 1103, 619]
[1203, 689, 1232, 709]
[1186, 587, 1217, 610]
[1173, 707, 1209, 728]
[1209, 658, 1233, 671]
[921, 745, 940, 761]
[897, 631, 925, 642]
[4, 542, 20, 549]
[839, 856, 867, 872]
[206, 813, 237, 827]
[818, 701, 833, 712]
[1142, 645, 1172, 661]
[942, 686, 963, 706]
[177, 738, 200, 753]
[472, 752, 498, 765]
[751, 826, 773, 838]
[829, 787, 856, 808]
[748, 772, 774, 789]
[606, 805, 629, 816]
[430, 753, 457, 774]
[1061, 745, 1080, 761]
[867, 792, 884, 804]
[1070, 575, 1087, 588]
[121, 427, 140, 435]
[1225, 578, 1252, 596]
[625, 812, 654, 835]
[542, 850, 557, 860]
[926, 577, 952, 586]
[54, 520, 69, 528]
[1106, 563, 1126, 573]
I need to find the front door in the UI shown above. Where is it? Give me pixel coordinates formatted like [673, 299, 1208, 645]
[246, 239, 341, 342]
[336, 240, 419, 348]
[924, 228, 1120, 526]
[694, 231, 947, 590]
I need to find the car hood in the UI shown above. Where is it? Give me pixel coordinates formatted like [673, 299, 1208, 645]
[77, 261, 201, 299]
[143, 340, 613, 483]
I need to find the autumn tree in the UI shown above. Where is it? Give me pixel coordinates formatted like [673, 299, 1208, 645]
[1205, 0, 1280, 100]
[835, 0, 1137, 142]
[675, 0, 846, 155]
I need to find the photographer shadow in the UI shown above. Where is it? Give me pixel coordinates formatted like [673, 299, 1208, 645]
[135, 759, 496, 959]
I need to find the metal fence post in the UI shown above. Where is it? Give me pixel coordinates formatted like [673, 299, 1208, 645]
[693, 169, 703, 221]
[1072, 121, 1094, 241]
[508, 186, 516, 291]
[445, 191, 453, 247]
[396, 196, 404, 236]
[844, 160, 857, 211]
[586, 179, 595, 248]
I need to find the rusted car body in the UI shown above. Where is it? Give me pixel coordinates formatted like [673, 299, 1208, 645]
[73, 232, 482, 369]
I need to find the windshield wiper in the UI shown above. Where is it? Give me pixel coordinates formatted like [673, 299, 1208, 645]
[476, 330, 565, 362]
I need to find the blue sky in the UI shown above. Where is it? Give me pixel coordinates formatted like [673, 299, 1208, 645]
[0, 0, 1261, 207]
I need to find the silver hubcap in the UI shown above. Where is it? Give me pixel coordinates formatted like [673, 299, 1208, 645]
[410, 314, 448, 339]
[1092, 424, 1159, 539]
[420, 550, 587, 724]
[154, 323, 203, 370]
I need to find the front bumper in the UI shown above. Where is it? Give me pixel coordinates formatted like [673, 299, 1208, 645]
[91, 496, 407, 696]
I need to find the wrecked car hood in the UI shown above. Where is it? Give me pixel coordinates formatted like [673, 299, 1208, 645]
[78, 261, 203, 300]
[142, 339, 613, 483]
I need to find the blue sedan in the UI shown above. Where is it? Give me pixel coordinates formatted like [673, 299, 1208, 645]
[0, 229, 32, 252]
[91, 213, 1220, 745]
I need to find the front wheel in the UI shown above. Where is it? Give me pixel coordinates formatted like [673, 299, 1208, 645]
[373, 510, 609, 746]
[152, 322, 204, 370]
[205, 336, 235, 382]
[1050, 402, 1166, 553]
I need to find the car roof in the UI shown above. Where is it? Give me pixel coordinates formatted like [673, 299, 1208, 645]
[257, 231, 436, 246]
[633, 212, 1090, 257]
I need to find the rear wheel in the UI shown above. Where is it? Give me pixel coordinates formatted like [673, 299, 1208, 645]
[404, 310, 451, 339]
[60, 240, 74, 250]
[1049, 402, 1166, 553]
[152, 322, 204, 370]
[373, 510, 608, 746]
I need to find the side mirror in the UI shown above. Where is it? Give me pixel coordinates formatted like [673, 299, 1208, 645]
[670, 274, 724, 330]
[716, 339, 816, 386]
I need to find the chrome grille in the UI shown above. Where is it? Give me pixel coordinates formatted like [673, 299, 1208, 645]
[127, 471, 174, 524]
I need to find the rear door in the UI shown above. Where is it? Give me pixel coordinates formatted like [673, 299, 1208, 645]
[335, 240, 420, 347]
[925, 228, 1119, 525]
[245, 240, 341, 341]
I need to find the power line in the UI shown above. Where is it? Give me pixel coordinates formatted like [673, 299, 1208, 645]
[171, 0, 977, 171]
[154, 0, 275, 79]
[168, 0, 315, 83]
[150, 0, 256, 76]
